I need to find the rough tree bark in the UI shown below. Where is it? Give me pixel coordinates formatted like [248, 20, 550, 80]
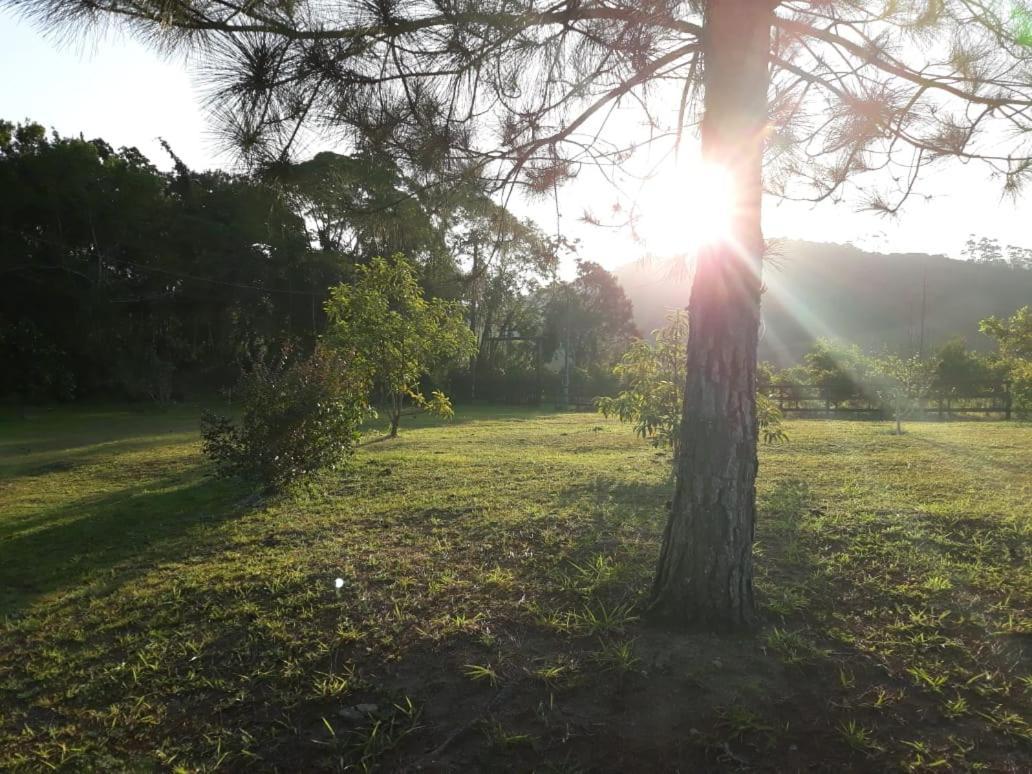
[648, 0, 774, 629]
[389, 392, 402, 438]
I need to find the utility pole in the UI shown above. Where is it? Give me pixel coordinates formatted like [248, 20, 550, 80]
[918, 259, 928, 359]
[469, 241, 480, 400]
[561, 284, 572, 409]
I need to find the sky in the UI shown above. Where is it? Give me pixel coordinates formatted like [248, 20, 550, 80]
[3, 11, 1031, 273]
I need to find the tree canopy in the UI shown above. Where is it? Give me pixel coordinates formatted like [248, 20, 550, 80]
[980, 304, 1032, 360]
[0, 119, 313, 400]
[14, 0, 1031, 207]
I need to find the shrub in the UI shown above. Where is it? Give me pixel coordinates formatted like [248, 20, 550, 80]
[596, 310, 689, 454]
[1009, 359, 1032, 419]
[597, 310, 787, 454]
[201, 343, 371, 490]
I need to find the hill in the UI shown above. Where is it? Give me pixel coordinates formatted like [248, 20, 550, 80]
[613, 240, 1032, 364]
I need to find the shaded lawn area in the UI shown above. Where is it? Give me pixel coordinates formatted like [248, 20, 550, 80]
[0, 405, 1029, 771]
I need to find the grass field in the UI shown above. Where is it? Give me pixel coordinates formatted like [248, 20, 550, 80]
[1, 405, 1029, 771]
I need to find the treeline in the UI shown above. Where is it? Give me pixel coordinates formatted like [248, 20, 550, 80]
[0, 119, 637, 405]
[962, 235, 1032, 270]
[7, 117, 1025, 424]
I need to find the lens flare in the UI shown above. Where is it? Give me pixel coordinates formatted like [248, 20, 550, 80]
[635, 161, 736, 258]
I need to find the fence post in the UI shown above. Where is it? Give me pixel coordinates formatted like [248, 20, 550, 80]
[1004, 381, 1012, 421]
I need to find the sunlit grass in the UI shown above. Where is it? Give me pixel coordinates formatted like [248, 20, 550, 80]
[0, 405, 1029, 769]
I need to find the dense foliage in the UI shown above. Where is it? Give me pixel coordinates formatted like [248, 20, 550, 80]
[0, 120, 322, 401]
[980, 306, 1032, 362]
[1010, 361, 1032, 420]
[803, 340, 879, 405]
[980, 306, 1032, 418]
[541, 260, 640, 401]
[200, 344, 370, 489]
[4, 114, 1028, 432]
[448, 197, 558, 402]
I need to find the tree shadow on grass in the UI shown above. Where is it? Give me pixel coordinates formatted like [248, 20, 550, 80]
[906, 432, 1029, 477]
[0, 405, 204, 454]
[0, 434, 201, 481]
[4, 469, 1021, 771]
[556, 475, 672, 528]
[271, 477, 898, 772]
[553, 475, 829, 618]
[0, 468, 246, 616]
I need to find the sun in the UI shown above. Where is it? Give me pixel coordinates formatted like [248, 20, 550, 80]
[634, 160, 736, 258]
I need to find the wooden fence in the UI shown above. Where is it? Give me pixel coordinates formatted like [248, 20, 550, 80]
[521, 381, 1015, 419]
[765, 382, 1013, 419]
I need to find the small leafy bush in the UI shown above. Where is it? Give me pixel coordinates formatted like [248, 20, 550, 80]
[757, 392, 789, 443]
[869, 354, 936, 434]
[596, 310, 689, 454]
[201, 343, 371, 489]
[597, 310, 787, 452]
[1009, 359, 1032, 419]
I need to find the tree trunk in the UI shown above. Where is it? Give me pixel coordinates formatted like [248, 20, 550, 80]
[648, 0, 773, 629]
[389, 392, 402, 437]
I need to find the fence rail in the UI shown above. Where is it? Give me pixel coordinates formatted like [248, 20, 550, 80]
[493, 382, 1015, 420]
[764, 382, 1013, 419]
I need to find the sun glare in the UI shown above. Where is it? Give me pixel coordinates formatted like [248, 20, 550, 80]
[634, 161, 736, 258]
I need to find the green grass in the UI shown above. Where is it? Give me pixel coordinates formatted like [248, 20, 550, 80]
[1, 405, 1029, 770]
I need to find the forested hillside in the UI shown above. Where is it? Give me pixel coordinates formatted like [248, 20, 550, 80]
[614, 240, 1032, 364]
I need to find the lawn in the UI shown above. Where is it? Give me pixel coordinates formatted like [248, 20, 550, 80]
[0, 405, 1029, 771]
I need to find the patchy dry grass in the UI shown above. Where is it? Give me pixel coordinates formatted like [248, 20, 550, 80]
[0, 405, 1029, 771]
